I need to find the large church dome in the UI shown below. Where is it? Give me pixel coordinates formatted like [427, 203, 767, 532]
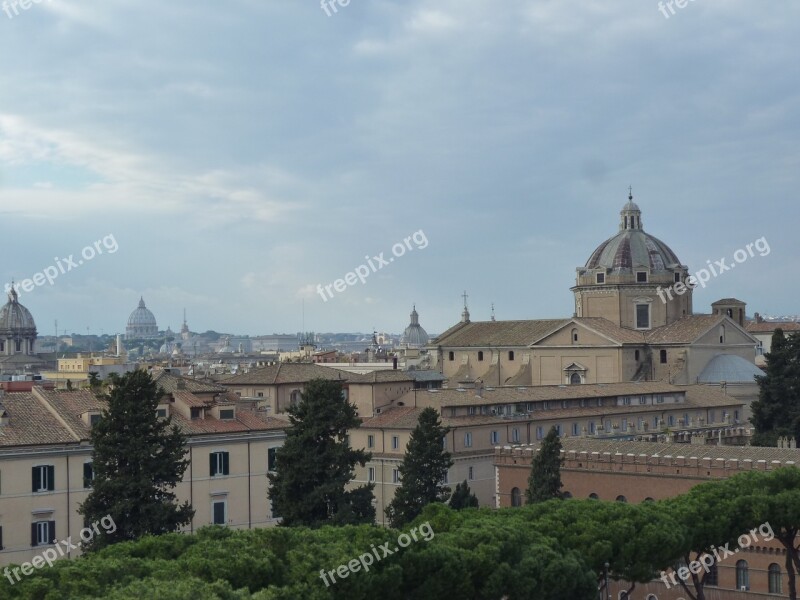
[126, 297, 159, 339]
[0, 287, 37, 335]
[585, 198, 682, 273]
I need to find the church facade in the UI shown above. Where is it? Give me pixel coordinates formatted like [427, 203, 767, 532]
[430, 193, 760, 415]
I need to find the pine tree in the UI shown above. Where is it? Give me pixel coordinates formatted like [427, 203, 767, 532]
[449, 480, 479, 510]
[79, 369, 194, 550]
[751, 329, 800, 446]
[526, 426, 564, 503]
[386, 407, 453, 528]
[267, 378, 374, 527]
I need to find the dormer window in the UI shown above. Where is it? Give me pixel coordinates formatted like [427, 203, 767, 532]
[219, 408, 235, 420]
[596, 273, 605, 284]
[636, 271, 648, 283]
[190, 407, 203, 420]
[156, 408, 168, 418]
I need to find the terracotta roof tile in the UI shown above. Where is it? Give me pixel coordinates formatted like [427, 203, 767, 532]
[222, 363, 349, 385]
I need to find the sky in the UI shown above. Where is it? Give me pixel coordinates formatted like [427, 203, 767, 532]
[0, 0, 798, 337]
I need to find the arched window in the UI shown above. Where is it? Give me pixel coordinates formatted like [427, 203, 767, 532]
[477, 351, 484, 361]
[644, 497, 654, 502]
[511, 487, 522, 507]
[720, 325, 726, 344]
[589, 493, 599, 499]
[615, 495, 627, 503]
[570, 372, 582, 385]
[562, 491, 572, 499]
[660, 349, 667, 364]
[508, 350, 515, 361]
[736, 559, 749, 590]
[571, 328, 578, 343]
[769, 563, 782, 594]
[645, 595, 658, 600]
[619, 592, 629, 600]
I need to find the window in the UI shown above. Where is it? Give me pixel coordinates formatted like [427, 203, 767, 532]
[89, 414, 101, 426]
[156, 408, 167, 418]
[490, 431, 500, 444]
[621, 418, 628, 431]
[190, 407, 202, 420]
[257, 392, 264, 398]
[448, 351, 454, 361]
[570, 372, 581, 385]
[634, 350, 640, 361]
[653, 415, 660, 428]
[442, 470, 448, 484]
[31, 521, 55, 547]
[536, 426, 544, 440]
[616, 495, 627, 503]
[769, 563, 782, 594]
[450, 407, 456, 417]
[555, 424, 562, 436]
[511, 487, 522, 507]
[508, 351, 515, 361]
[219, 409, 235, 420]
[636, 304, 650, 329]
[571, 329, 578, 343]
[709, 410, 716, 424]
[706, 562, 718, 586]
[660, 349, 667, 364]
[464, 432, 473, 447]
[623, 396, 631, 405]
[668, 415, 675, 427]
[392, 469, 400, 484]
[512, 428, 521, 443]
[368, 467, 375, 482]
[209, 451, 230, 477]
[83, 462, 94, 489]
[261, 447, 276, 473]
[674, 272, 681, 283]
[15, 340, 21, 352]
[468, 466, 474, 480]
[468, 406, 476, 415]
[478, 351, 484, 361]
[736, 560, 749, 590]
[589, 493, 599, 500]
[589, 421, 596, 434]
[636, 271, 648, 283]
[644, 497, 654, 502]
[212, 500, 227, 526]
[392, 436, 400, 450]
[442, 436, 447, 450]
[719, 325, 726, 344]
[596, 273, 605, 284]
[656, 395, 664, 404]
[32, 465, 55, 493]
[640, 396, 647, 405]
[367, 434, 375, 449]
[571, 423, 579, 436]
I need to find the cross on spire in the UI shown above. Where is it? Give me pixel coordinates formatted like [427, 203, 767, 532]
[628, 185, 633, 200]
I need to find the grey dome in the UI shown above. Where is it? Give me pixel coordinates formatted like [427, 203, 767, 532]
[401, 305, 429, 348]
[0, 287, 37, 335]
[698, 354, 763, 383]
[585, 199, 681, 273]
[126, 297, 159, 338]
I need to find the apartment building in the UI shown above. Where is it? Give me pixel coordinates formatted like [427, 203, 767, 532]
[0, 371, 286, 566]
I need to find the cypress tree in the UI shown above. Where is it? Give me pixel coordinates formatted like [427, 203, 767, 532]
[526, 426, 564, 503]
[751, 329, 800, 446]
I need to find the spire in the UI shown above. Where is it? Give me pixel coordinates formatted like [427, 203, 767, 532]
[619, 188, 642, 231]
[491, 303, 496, 322]
[461, 291, 470, 323]
[138, 296, 146, 309]
[8, 281, 18, 303]
[410, 304, 419, 325]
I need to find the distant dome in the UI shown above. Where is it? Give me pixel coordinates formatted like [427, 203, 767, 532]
[0, 287, 37, 334]
[401, 305, 429, 348]
[698, 354, 763, 383]
[126, 297, 159, 339]
[585, 198, 681, 273]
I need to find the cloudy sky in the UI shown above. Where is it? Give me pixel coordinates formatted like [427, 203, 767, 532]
[1, 0, 798, 337]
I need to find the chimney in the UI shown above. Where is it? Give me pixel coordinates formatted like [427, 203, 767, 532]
[0, 405, 9, 426]
[392, 357, 398, 370]
[176, 379, 186, 390]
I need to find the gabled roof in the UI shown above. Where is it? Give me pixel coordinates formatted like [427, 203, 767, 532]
[221, 362, 349, 385]
[347, 370, 414, 384]
[645, 314, 757, 345]
[431, 319, 571, 347]
[151, 369, 226, 394]
[746, 321, 800, 334]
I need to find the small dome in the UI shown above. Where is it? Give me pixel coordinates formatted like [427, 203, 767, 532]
[698, 354, 763, 383]
[0, 287, 37, 334]
[401, 305, 429, 348]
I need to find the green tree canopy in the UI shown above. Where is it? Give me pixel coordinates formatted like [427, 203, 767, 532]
[751, 329, 800, 446]
[386, 407, 453, 528]
[267, 378, 374, 527]
[448, 480, 479, 510]
[526, 426, 563, 503]
[79, 369, 194, 551]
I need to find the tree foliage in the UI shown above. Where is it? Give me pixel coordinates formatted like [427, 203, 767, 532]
[526, 426, 563, 503]
[385, 407, 453, 528]
[751, 329, 800, 446]
[79, 369, 194, 551]
[267, 378, 375, 527]
[448, 480, 479, 510]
